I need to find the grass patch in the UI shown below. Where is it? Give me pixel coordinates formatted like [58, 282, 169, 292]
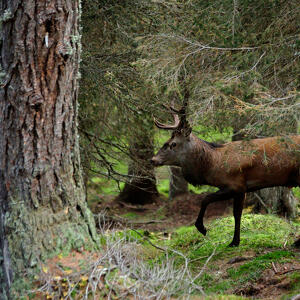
[168, 214, 298, 262]
[89, 176, 125, 196]
[157, 178, 169, 197]
[293, 187, 300, 199]
[120, 212, 139, 219]
[287, 272, 300, 297]
[154, 214, 300, 297]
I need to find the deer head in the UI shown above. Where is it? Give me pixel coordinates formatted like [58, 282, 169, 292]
[151, 100, 193, 167]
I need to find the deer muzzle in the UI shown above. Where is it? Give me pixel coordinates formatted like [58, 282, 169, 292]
[150, 156, 163, 167]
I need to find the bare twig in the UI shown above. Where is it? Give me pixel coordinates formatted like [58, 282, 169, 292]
[278, 268, 300, 275]
[131, 228, 167, 252]
[100, 213, 166, 225]
[272, 262, 278, 274]
[254, 192, 270, 213]
[32, 210, 208, 299]
[191, 247, 217, 283]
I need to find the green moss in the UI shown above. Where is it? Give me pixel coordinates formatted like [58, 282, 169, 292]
[207, 280, 234, 294]
[11, 276, 35, 300]
[102, 229, 146, 245]
[152, 214, 300, 298]
[189, 184, 218, 194]
[170, 214, 298, 258]
[121, 212, 139, 219]
[54, 223, 95, 256]
[152, 205, 167, 220]
[287, 272, 300, 298]
[89, 176, 125, 196]
[227, 250, 295, 283]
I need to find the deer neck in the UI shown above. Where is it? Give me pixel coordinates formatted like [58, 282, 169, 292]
[180, 136, 213, 186]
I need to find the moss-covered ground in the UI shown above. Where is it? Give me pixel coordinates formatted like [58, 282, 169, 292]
[160, 214, 300, 298]
[26, 210, 300, 299]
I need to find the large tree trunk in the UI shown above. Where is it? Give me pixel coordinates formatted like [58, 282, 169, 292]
[169, 167, 188, 201]
[0, 0, 97, 296]
[246, 187, 297, 218]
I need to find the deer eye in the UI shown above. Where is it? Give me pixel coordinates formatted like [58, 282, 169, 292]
[170, 142, 177, 149]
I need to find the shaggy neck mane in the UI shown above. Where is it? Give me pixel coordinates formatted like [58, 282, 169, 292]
[192, 136, 215, 162]
[181, 135, 219, 186]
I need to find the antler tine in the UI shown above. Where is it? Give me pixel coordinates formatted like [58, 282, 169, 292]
[161, 103, 181, 114]
[169, 106, 182, 114]
[174, 89, 192, 136]
[153, 113, 180, 130]
[153, 95, 189, 131]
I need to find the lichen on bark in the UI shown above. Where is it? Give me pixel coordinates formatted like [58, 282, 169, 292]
[0, 0, 98, 294]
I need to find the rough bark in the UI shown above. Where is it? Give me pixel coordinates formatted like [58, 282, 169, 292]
[168, 166, 188, 201]
[0, 0, 97, 296]
[246, 187, 297, 218]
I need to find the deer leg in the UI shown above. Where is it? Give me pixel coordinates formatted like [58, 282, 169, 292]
[195, 189, 236, 236]
[228, 193, 245, 247]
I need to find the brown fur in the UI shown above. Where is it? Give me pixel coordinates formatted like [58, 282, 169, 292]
[152, 132, 300, 246]
[200, 135, 300, 191]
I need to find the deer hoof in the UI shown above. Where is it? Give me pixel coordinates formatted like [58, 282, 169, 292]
[195, 223, 207, 236]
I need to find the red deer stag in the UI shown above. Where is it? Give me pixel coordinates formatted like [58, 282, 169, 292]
[151, 102, 300, 246]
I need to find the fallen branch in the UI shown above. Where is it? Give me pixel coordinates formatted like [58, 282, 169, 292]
[254, 192, 270, 213]
[104, 214, 166, 225]
[272, 262, 278, 273]
[191, 247, 217, 283]
[131, 228, 167, 252]
[278, 268, 300, 275]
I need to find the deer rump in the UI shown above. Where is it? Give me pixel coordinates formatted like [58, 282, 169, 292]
[151, 103, 300, 247]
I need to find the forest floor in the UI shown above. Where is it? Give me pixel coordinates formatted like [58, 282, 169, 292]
[28, 193, 300, 300]
[96, 194, 300, 299]
[93, 192, 233, 231]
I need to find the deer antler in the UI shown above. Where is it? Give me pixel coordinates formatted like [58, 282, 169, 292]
[154, 90, 191, 135]
[153, 113, 180, 130]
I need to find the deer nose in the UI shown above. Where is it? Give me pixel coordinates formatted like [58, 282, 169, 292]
[150, 156, 159, 166]
[150, 157, 162, 167]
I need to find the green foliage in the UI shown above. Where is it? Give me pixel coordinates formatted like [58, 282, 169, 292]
[102, 228, 154, 246]
[90, 176, 125, 196]
[293, 187, 300, 199]
[80, 0, 300, 200]
[138, 0, 300, 137]
[79, 0, 162, 187]
[157, 178, 169, 197]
